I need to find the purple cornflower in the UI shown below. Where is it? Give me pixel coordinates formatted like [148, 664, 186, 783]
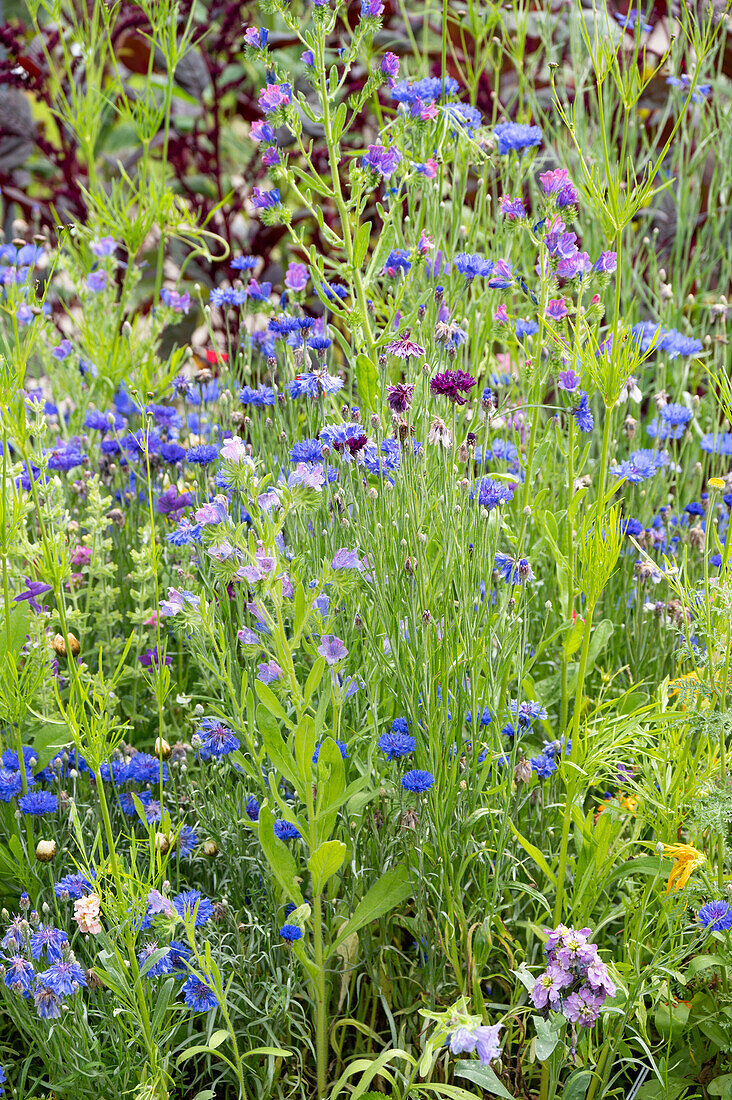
[430, 369, 476, 406]
[318, 635, 348, 665]
[386, 383, 415, 413]
[385, 331, 425, 359]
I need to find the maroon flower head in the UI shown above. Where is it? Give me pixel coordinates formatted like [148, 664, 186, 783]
[429, 369, 477, 406]
[386, 383, 415, 413]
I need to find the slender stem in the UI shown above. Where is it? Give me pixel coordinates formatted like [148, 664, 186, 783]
[554, 606, 594, 924]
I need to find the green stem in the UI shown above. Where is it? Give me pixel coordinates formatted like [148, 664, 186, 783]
[554, 606, 594, 924]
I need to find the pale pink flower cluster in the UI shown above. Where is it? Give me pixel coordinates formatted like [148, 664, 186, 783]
[74, 893, 102, 934]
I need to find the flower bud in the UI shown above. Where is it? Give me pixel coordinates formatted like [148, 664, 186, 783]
[36, 839, 57, 863]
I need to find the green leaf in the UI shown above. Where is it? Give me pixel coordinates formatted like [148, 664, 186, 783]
[353, 221, 371, 270]
[532, 1015, 564, 1061]
[294, 714, 317, 789]
[309, 839, 346, 894]
[355, 353, 379, 412]
[331, 101, 347, 143]
[254, 680, 292, 729]
[241, 1046, 292, 1059]
[314, 736, 346, 843]
[454, 1060, 515, 1098]
[257, 803, 303, 905]
[708, 1076, 732, 1099]
[561, 1070, 593, 1100]
[507, 821, 557, 886]
[328, 865, 412, 958]
[31, 720, 72, 772]
[258, 705, 299, 789]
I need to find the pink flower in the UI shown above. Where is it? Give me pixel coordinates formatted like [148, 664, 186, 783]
[74, 893, 102, 934]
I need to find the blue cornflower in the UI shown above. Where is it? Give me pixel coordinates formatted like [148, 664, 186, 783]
[312, 740, 348, 763]
[701, 432, 732, 456]
[362, 439, 402, 476]
[48, 443, 85, 472]
[239, 385, 276, 406]
[0, 768, 22, 802]
[510, 699, 547, 727]
[176, 826, 199, 857]
[465, 706, 492, 727]
[172, 890, 214, 926]
[494, 122, 542, 154]
[531, 751, 558, 779]
[646, 403, 693, 441]
[471, 477, 516, 510]
[289, 372, 343, 398]
[570, 392, 594, 432]
[4, 954, 35, 995]
[19, 791, 57, 816]
[231, 255, 258, 271]
[291, 439, 323, 463]
[37, 960, 87, 995]
[447, 102, 482, 137]
[389, 76, 459, 104]
[169, 941, 193, 975]
[182, 974, 219, 1011]
[274, 819, 301, 840]
[30, 925, 68, 962]
[611, 448, 668, 483]
[391, 717, 409, 734]
[34, 986, 63, 1019]
[401, 769, 435, 793]
[137, 941, 174, 978]
[494, 553, 534, 584]
[378, 731, 417, 760]
[246, 796, 260, 821]
[514, 319, 539, 339]
[54, 872, 94, 900]
[280, 924, 303, 942]
[197, 719, 240, 760]
[117, 752, 168, 785]
[187, 444, 219, 465]
[698, 900, 732, 931]
[0, 1063, 5, 1093]
[452, 253, 494, 279]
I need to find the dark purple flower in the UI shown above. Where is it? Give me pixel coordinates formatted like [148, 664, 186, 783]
[429, 369, 476, 406]
[386, 383, 415, 413]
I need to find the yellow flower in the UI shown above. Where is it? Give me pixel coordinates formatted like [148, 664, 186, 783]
[708, 477, 726, 491]
[663, 844, 705, 893]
